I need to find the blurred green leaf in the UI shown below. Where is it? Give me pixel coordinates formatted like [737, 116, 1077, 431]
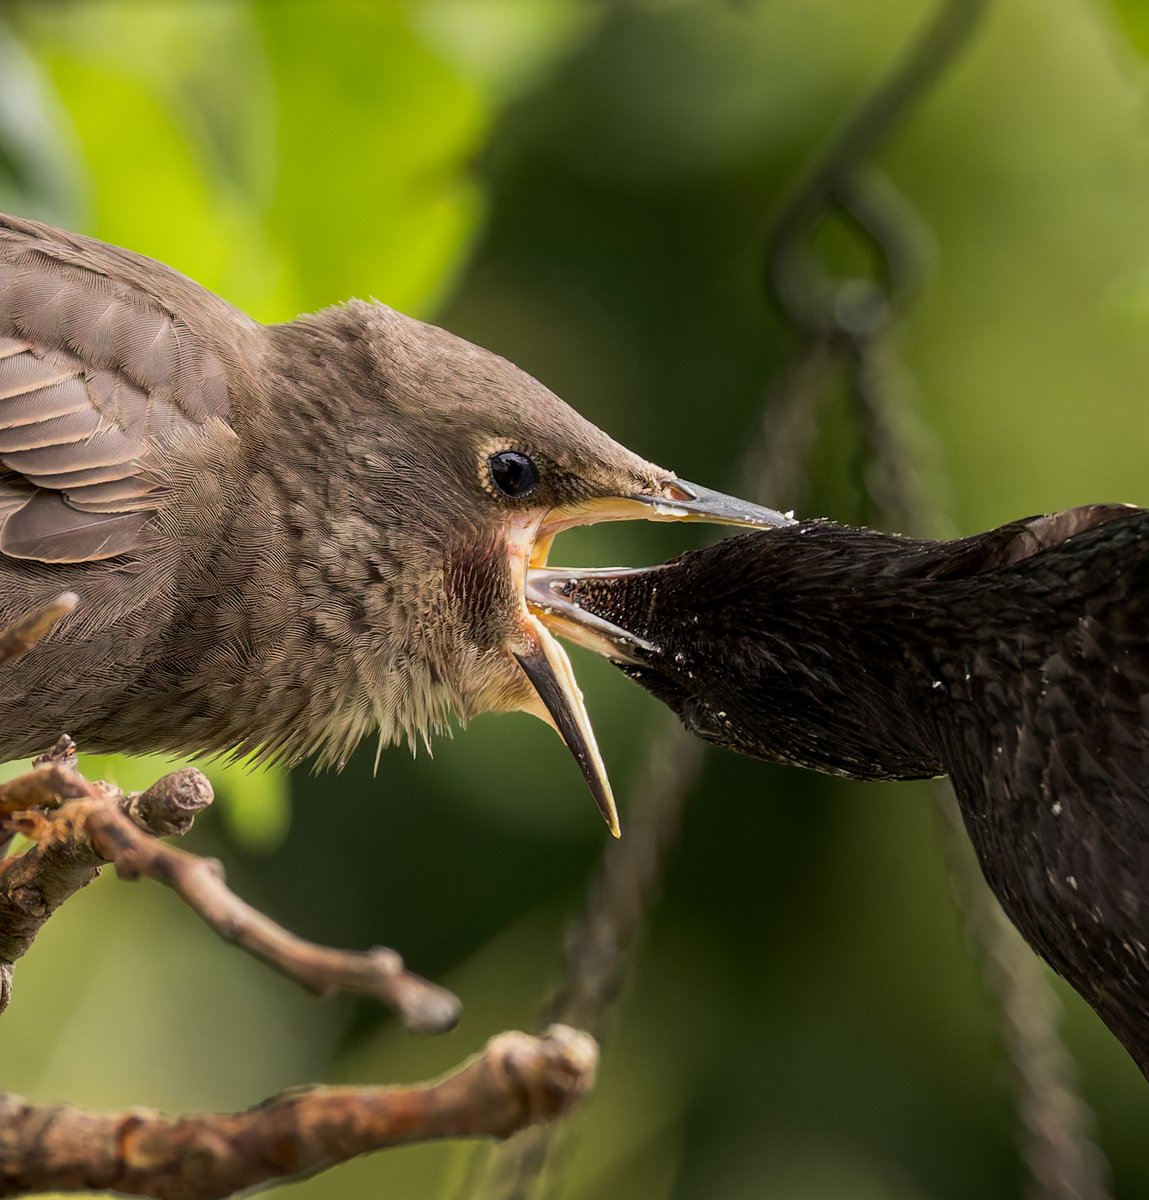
[16, 0, 288, 315]
[415, 0, 603, 97]
[254, 0, 490, 316]
[0, 18, 84, 223]
[1112, 0, 1149, 58]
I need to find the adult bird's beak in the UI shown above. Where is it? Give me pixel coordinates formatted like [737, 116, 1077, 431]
[513, 479, 793, 837]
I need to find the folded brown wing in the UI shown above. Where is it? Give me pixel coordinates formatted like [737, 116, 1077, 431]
[0, 215, 244, 563]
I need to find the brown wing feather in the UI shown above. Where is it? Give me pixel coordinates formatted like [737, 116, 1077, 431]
[0, 213, 253, 563]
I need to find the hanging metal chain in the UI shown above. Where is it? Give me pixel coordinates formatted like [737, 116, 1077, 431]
[475, 0, 1110, 1196]
[764, 0, 1111, 1196]
[468, 719, 704, 1199]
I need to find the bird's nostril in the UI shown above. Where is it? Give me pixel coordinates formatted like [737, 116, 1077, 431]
[662, 479, 698, 502]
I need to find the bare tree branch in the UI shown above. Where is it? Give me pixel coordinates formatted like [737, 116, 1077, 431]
[0, 1024, 598, 1200]
[0, 746, 213, 1012]
[0, 746, 461, 1034]
[0, 744, 597, 1197]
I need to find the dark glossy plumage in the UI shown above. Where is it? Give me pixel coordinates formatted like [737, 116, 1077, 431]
[545, 504, 1149, 1076]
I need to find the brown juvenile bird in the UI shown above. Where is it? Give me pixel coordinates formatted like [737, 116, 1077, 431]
[0, 211, 791, 834]
[530, 505, 1149, 1077]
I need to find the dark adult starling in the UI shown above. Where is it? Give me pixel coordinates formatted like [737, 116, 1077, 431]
[529, 504, 1149, 1076]
[0, 211, 792, 835]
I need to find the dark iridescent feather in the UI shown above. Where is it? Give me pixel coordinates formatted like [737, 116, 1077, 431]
[554, 504, 1149, 1076]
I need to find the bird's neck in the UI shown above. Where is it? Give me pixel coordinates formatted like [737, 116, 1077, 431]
[619, 526, 975, 781]
[614, 514, 1139, 783]
[682, 583, 948, 781]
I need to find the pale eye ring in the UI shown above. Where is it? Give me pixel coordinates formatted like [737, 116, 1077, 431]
[488, 449, 540, 499]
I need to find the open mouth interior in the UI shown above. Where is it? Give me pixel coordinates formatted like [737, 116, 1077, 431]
[525, 515, 653, 664]
[510, 485, 795, 838]
[508, 502, 654, 839]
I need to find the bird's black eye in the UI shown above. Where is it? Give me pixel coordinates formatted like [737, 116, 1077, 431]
[488, 449, 540, 499]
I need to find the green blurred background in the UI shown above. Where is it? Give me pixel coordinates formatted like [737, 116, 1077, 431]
[3, 0, 1149, 1196]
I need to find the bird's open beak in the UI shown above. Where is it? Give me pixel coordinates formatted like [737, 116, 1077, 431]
[526, 479, 793, 568]
[524, 564, 653, 666]
[512, 480, 792, 837]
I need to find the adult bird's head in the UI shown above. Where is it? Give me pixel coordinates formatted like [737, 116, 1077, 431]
[271, 302, 791, 836]
[522, 525, 948, 784]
